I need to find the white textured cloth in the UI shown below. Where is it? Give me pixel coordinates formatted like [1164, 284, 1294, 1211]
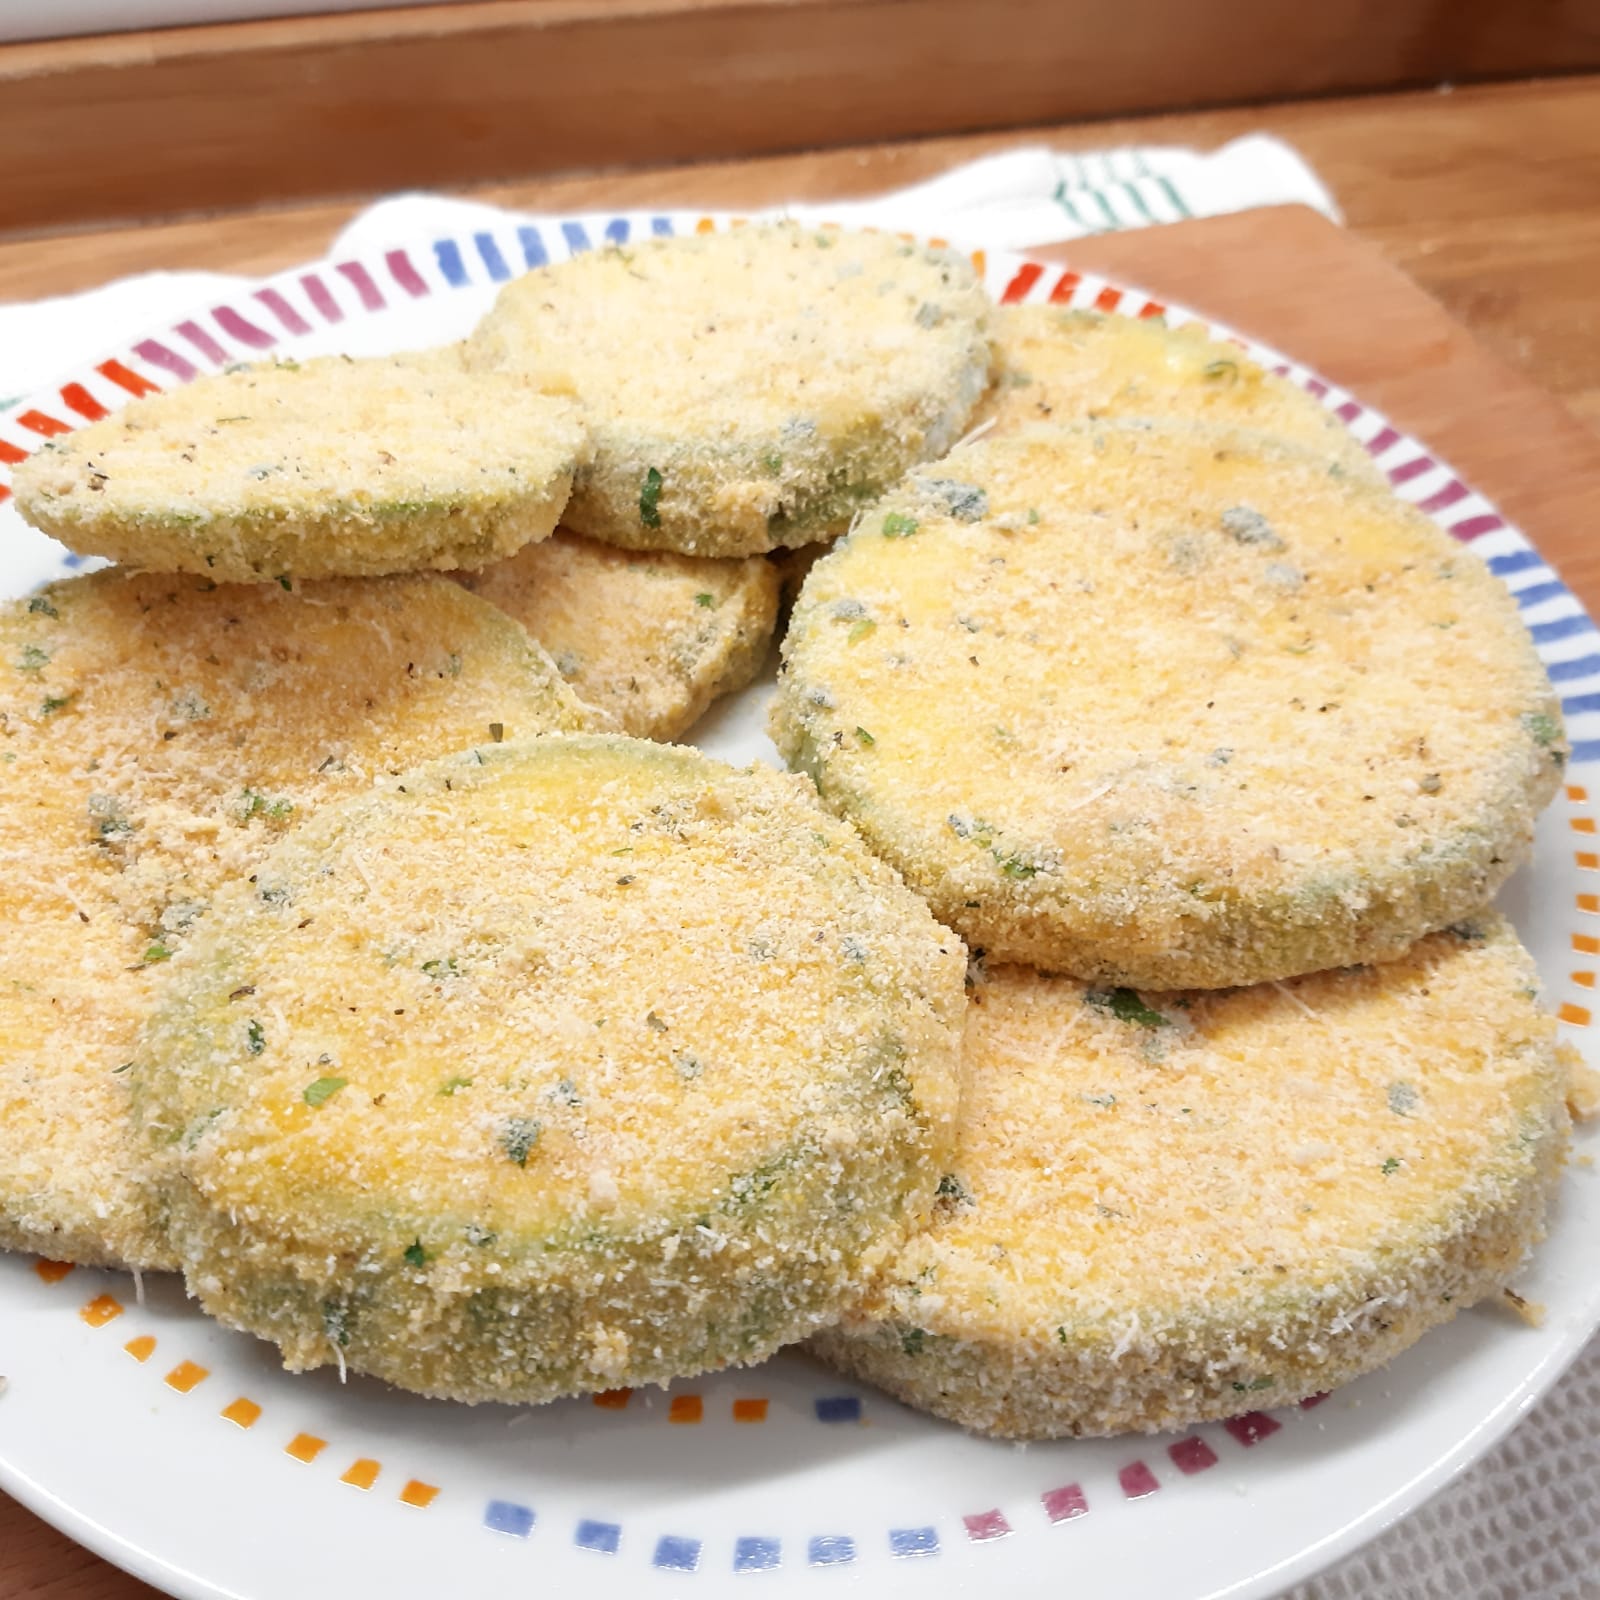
[0, 137, 1590, 1598]
[1292, 1335, 1599, 1600]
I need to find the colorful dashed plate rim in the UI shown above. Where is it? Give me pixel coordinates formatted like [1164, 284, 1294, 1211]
[0, 211, 1595, 1600]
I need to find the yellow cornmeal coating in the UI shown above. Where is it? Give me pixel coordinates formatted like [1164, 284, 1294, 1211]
[772, 422, 1564, 987]
[0, 570, 592, 1270]
[460, 529, 780, 740]
[467, 223, 995, 557]
[133, 736, 966, 1403]
[11, 356, 586, 582]
[979, 306, 1381, 482]
[812, 918, 1569, 1438]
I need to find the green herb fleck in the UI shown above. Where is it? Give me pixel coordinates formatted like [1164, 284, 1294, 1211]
[500, 1116, 543, 1167]
[1381, 1157, 1401, 1176]
[695, 592, 716, 609]
[322, 1301, 350, 1347]
[1026, 507, 1041, 525]
[40, 693, 74, 717]
[439, 1076, 473, 1096]
[640, 466, 664, 528]
[900, 1327, 928, 1356]
[403, 1240, 429, 1269]
[465, 1223, 497, 1248]
[646, 1010, 669, 1032]
[935, 1173, 971, 1205]
[924, 478, 989, 521]
[1522, 711, 1562, 748]
[17, 643, 49, 672]
[1204, 358, 1239, 383]
[1087, 987, 1168, 1028]
[993, 850, 1037, 879]
[1231, 1377, 1275, 1392]
[276, 575, 292, 592]
[113, 1061, 135, 1075]
[762, 451, 783, 473]
[882, 511, 919, 538]
[847, 618, 877, 644]
[26, 596, 58, 618]
[143, 942, 172, 963]
[170, 691, 210, 720]
[238, 788, 294, 822]
[88, 794, 132, 839]
[246, 1019, 265, 1056]
[1221, 504, 1283, 549]
[1387, 1081, 1419, 1116]
[303, 1076, 348, 1108]
[421, 957, 458, 979]
[854, 726, 876, 746]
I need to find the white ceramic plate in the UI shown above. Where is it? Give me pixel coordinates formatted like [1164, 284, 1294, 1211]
[1, 211, 1597, 1600]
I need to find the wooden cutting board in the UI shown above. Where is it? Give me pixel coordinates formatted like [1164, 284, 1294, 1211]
[1052, 204, 1600, 611]
[3, 199, 1597, 1600]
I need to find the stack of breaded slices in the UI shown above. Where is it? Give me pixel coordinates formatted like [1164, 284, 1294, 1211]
[0, 226, 1578, 1438]
[777, 307, 1575, 1435]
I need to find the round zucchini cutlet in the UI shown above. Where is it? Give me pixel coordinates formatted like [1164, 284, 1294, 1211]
[811, 918, 1570, 1439]
[980, 306, 1380, 482]
[773, 422, 1565, 988]
[132, 736, 966, 1403]
[466, 222, 995, 557]
[0, 569, 591, 1270]
[10, 356, 587, 583]
[459, 528, 780, 741]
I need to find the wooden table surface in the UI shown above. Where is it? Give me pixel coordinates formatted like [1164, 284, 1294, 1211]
[3, 73, 1600, 432]
[3, 70, 1599, 1600]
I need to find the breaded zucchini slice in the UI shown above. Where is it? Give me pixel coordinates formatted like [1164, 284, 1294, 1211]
[132, 736, 966, 1403]
[11, 356, 586, 582]
[0, 569, 591, 1270]
[980, 306, 1380, 482]
[773, 422, 1564, 988]
[459, 529, 780, 740]
[466, 223, 995, 557]
[812, 918, 1569, 1438]
[770, 539, 836, 620]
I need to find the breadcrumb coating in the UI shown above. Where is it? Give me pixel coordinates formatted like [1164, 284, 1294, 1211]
[980, 307, 1380, 482]
[812, 918, 1569, 1437]
[11, 357, 587, 582]
[133, 736, 966, 1402]
[773, 421, 1564, 986]
[460, 529, 779, 740]
[467, 223, 995, 556]
[0, 569, 591, 1269]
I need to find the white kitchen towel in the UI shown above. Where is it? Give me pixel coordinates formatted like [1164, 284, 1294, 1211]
[1292, 1333, 1599, 1600]
[0, 134, 1335, 403]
